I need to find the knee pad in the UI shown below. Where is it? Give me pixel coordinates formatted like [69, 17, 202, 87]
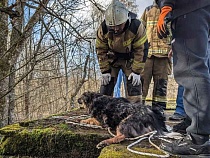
[100, 77, 115, 96]
[154, 79, 167, 96]
[127, 79, 142, 96]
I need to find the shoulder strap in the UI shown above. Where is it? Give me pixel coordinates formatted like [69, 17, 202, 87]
[129, 19, 141, 34]
[101, 20, 108, 35]
[128, 11, 137, 19]
[145, 5, 153, 12]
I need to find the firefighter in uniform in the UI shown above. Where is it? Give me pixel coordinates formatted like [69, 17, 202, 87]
[140, 0, 171, 121]
[96, 0, 148, 103]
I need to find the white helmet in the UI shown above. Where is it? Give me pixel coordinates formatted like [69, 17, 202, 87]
[105, 0, 129, 26]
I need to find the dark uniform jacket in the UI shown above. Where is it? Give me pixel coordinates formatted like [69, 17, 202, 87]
[96, 16, 147, 75]
[162, 0, 210, 19]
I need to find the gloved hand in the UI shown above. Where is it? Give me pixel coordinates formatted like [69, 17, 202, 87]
[157, 6, 172, 39]
[128, 72, 141, 86]
[101, 73, 111, 86]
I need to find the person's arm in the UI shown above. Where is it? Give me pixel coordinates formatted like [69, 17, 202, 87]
[95, 24, 110, 74]
[168, 49, 173, 58]
[162, 0, 175, 8]
[131, 22, 147, 74]
[156, 0, 175, 39]
[140, 8, 147, 28]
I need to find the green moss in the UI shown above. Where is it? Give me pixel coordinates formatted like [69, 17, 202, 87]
[99, 144, 150, 158]
[0, 124, 22, 136]
[19, 120, 34, 127]
[0, 125, 106, 157]
[1, 109, 178, 158]
[99, 144, 178, 158]
[55, 123, 69, 130]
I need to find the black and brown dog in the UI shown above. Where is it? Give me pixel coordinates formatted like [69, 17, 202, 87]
[78, 91, 167, 148]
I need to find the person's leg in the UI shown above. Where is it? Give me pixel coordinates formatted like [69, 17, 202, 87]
[122, 71, 127, 98]
[113, 69, 123, 97]
[172, 8, 210, 143]
[160, 6, 210, 157]
[121, 60, 142, 103]
[160, 7, 210, 156]
[208, 38, 210, 71]
[169, 84, 186, 120]
[126, 76, 142, 103]
[152, 57, 170, 110]
[152, 57, 170, 132]
[175, 85, 185, 115]
[160, 6, 210, 156]
[141, 57, 153, 104]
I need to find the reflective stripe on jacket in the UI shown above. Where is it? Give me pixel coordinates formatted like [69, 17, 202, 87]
[141, 3, 171, 58]
[96, 19, 147, 74]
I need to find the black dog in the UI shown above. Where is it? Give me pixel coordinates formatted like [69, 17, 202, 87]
[78, 91, 167, 148]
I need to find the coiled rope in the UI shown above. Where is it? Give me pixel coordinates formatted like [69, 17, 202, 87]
[108, 127, 182, 157]
[56, 115, 182, 157]
[65, 115, 104, 129]
[126, 131, 170, 157]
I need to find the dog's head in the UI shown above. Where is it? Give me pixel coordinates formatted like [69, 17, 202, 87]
[90, 96, 112, 127]
[77, 91, 103, 113]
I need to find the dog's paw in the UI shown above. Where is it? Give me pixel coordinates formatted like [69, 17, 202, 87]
[80, 119, 89, 124]
[80, 118, 100, 126]
[96, 141, 109, 149]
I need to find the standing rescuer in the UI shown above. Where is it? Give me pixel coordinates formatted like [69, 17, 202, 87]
[157, 0, 210, 157]
[96, 0, 148, 103]
[140, 0, 172, 128]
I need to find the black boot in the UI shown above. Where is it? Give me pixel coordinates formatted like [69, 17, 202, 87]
[173, 116, 191, 134]
[160, 134, 210, 157]
[152, 104, 168, 132]
[142, 99, 146, 105]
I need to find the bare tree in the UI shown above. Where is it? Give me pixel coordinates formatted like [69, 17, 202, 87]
[0, 0, 119, 126]
[0, 0, 50, 126]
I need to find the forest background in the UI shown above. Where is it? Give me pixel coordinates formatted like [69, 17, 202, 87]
[0, 0, 177, 128]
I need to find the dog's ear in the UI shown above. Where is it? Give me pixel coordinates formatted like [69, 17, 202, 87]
[78, 92, 91, 105]
[90, 92, 103, 99]
[78, 97, 84, 104]
[78, 97, 83, 104]
[91, 98, 106, 115]
[78, 91, 104, 110]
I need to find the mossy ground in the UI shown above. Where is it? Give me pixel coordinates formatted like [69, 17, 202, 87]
[0, 108, 178, 158]
[0, 108, 109, 158]
[99, 139, 178, 158]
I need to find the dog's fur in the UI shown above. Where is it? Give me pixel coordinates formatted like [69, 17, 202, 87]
[78, 91, 166, 148]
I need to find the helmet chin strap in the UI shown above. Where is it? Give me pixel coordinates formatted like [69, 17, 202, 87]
[128, 16, 131, 26]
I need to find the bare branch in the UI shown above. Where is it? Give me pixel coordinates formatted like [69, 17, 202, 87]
[0, 2, 21, 19]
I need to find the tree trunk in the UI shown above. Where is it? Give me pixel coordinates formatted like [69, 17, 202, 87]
[0, 0, 9, 127]
[0, 0, 50, 126]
